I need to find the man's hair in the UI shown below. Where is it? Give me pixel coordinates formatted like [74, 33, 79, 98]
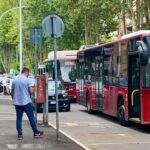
[21, 67, 30, 73]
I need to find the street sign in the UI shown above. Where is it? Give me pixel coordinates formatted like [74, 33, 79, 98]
[42, 14, 65, 38]
[30, 28, 42, 123]
[30, 29, 42, 47]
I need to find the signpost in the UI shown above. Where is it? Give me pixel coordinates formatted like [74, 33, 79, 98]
[42, 14, 65, 138]
[30, 28, 42, 123]
[19, 0, 23, 72]
[30, 28, 42, 75]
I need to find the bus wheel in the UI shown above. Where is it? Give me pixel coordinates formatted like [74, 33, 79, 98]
[118, 103, 128, 126]
[86, 93, 93, 114]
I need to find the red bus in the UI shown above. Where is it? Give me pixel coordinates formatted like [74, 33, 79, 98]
[76, 30, 150, 125]
[39, 50, 78, 102]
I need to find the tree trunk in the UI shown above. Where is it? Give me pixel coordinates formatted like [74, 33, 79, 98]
[0, 56, 6, 73]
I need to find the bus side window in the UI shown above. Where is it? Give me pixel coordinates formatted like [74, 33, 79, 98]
[111, 44, 118, 85]
[117, 42, 128, 86]
[103, 56, 110, 85]
[103, 45, 112, 85]
[84, 59, 92, 82]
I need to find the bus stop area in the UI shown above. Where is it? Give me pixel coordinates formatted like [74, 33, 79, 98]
[0, 95, 83, 150]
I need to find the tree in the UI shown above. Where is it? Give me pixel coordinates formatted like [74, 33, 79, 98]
[119, 0, 150, 34]
[2, 0, 148, 72]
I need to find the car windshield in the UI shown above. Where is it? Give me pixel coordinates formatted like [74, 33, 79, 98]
[48, 81, 63, 90]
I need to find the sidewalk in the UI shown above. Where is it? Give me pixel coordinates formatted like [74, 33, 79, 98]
[0, 95, 84, 150]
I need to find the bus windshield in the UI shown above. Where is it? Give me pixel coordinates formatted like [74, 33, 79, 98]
[48, 80, 63, 90]
[143, 36, 150, 88]
[60, 60, 76, 82]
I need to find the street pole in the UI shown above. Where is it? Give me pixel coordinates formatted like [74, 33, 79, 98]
[43, 73, 48, 125]
[34, 29, 38, 123]
[54, 36, 59, 138]
[19, 0, 23, 72]
[34, 29, 38, 75]
[42, 14, 64, 138]
[53, 18, 59, 138]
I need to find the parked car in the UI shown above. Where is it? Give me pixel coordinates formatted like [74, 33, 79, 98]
[4, 76, 15, 95]
[0, 76, 10, 95]
[5, 78, 14, 95]
[0, 81, 3, 93]
[37, 80, 70, 112]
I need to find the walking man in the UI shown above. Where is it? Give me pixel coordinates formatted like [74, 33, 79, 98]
[11, 67, 43, 140]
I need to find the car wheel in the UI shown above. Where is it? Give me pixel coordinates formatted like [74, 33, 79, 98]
[66, 103, 71, 112]
[3, 87, 7, 95]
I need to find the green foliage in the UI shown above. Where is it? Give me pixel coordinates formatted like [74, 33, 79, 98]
[0, 0, 148, 72]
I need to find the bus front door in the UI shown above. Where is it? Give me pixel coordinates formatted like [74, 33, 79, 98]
[79, 63, 84, 104]
[95, 56, 103, 111]
[128, 55, 141, 122]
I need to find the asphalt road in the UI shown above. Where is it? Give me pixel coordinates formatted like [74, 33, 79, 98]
[38, 103, 150, 150]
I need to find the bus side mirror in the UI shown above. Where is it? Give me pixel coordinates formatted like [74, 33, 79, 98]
[136, 40, 149, 66]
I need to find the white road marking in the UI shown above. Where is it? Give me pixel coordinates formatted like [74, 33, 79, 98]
[0, 112, 15, 115]
[7, 144, 43, 149]
[119, 134, 125, 136]
[66, 122, 78, 126]
[88, 122, 100, 126]
[86, 141, 150, 146]
[48, 122, 90, 150]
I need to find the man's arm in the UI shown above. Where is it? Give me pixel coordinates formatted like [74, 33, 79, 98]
[28, 86, 35, 94]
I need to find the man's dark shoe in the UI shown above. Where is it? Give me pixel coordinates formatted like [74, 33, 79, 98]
[34, 131, 44, 138]
[18, 134, 23, 140]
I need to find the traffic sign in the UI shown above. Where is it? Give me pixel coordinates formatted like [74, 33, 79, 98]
[42, 14, 65, 38]
[30, 28, 42, 47]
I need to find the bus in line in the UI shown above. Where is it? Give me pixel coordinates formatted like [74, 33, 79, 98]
[39, 50, 78, 102]
[76, 30, 150, 125]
